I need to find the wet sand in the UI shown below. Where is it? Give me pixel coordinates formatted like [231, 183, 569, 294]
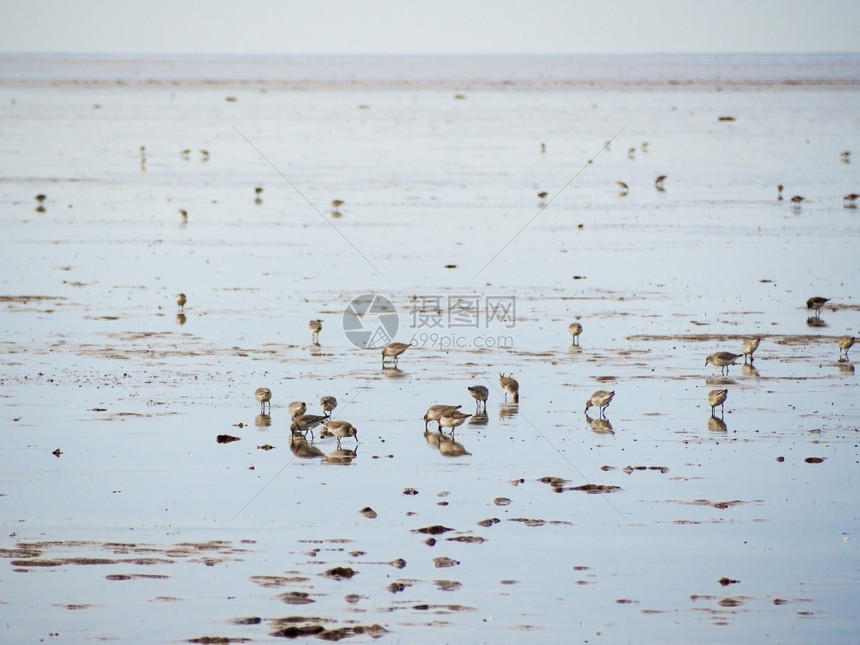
[1, 55, 859, 643]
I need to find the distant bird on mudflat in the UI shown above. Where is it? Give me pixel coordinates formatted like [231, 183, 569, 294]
[707, 388, 728, 417]
[616, 181, 629, 195]
[309, 319, 322, 344]
[290, 414, 327, 439]
[381, 342, 410, 367]
[568, 321, 583, 346]
[467, 385, 488, 411]
[255, 387, 272, 414]
[585, 390, 614, 417]
[320, 395, 337, 417]
[288, 401, 307, 419]
[438, 408, 472, 433]
[776, 184, 784, 201]
[175, 293, 187, 312]
[499, 373, 519, 403]
[790, 195, 805, 205]
[320, 419, 358, 446]
[705, 352, 741, 375]
[654, 175, 667, 191]
[806, 297, 829, 317]
[843, 193, 858, 208]
[740, 338, 760, 364]
[838, 335, 855, 360]
[424, 404, 461, 431]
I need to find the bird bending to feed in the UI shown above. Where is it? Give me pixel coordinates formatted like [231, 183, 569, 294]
[381, 342, 410, 367]
[705, 352, 741, 375]
[537, 191, 548, 201]
[290, 414, 327, 439]
[790, 195, 805, 205]
[655, 175, 667, 190]
[424, 404, 461, 430]
[255, 387, 272, 414]
[499, 373, 519, 403]
[740, 338, 760, 364]
[288, 400, 307, 419]
[467, 385, 489, 411]
[438, 408, 472, 433]
[175, 293, 186, 312]
[806, 297, 829, 317]
[320, 419, 358, 446]
[707, 388, 728, 417]
[569, 321, 583, 346]
[585, 390, 615, 417]
[616, 181, 629, 195]
[309, 319, 322, 343]
[320, 395, 337, 417]
[838, 335, 855, 360]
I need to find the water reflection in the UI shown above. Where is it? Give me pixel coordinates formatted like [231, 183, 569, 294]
[423, 430, 471, 457]
[289, 432, 325, 459]
[585, 413, 614, 434]
[499, 403, 518, 419]
[175, 313, 187, 325]
[741, 363, 760, 377]
[468, 411, 489, 426]
[707, 416, 728, 432]
[324, 446, 358, 465]
[837, 361, 855, 374]
[254, 414, 271, 428]
[382, 366, 408, 379]
[806, 316, 827, 328]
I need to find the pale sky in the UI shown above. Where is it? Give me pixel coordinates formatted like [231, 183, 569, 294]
[1, 0, 858, 55]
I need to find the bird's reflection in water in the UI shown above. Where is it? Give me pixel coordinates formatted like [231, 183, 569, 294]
[468, 411, 489, 426]
[254, 414, 271, 428]
[705, 376, 735, 387]
[806, 316, 827, 328]
[423, 431, 471, 457]
[324, 446, 358, 465]
[741, 363, 760, 378]
[499, 403, 518, 420]
[585, 413, 614, 434]
[707, 416, 728, 432]
[437, 433, 471, 457]
[382, 366, 408, 379]
[837, 361, 855, 374]
[175, 313, 187, 326]
[289, 432, 325, 459]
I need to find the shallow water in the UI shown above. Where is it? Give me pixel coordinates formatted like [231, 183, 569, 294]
[1, 55, 859, 643]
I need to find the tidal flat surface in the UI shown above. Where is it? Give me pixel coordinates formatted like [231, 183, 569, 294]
[1, 55, 859, 643]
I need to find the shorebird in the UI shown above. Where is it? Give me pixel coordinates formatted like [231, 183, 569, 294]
[179, 209, 188, 222]
[255, 187, 263, 195]
[537, 191, 548, 201]
[331, 199, 344, 209]
[740, 337, 760, 364]
[424, 404, 461, 430]
[499, 373, 519, 403]
[438, 408, 472, 433]
[841, 150, 851, 163]
[627, 147, 636, 159]
[654, 175, 666, 191]
[776, 184, 784, 201]
[290, 413, 327, 439]
[309, 319, 322, 344]
[382, 342, 410, 367]
[569, 321, 583, 346]
[806, 297, 829, 317]
[254, 387, 272, 414]
[320, 395, 337, 417]
[705, 352, 741, 375]
[320, 419, 358, 446]
[838, 335, 855, 360]
[843, 193, 858, 208]
[707, 388, 728, 417]
[175, 293, 187, 312]
[790, 195, 805, 205]
[616, 181, 629, 195]
[585, 390, 615, 417]
[288, 401, 307, 419]
[467, 385, 488, 411]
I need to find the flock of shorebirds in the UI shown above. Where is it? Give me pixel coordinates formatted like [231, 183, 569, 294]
[173, 293, 853, 442]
